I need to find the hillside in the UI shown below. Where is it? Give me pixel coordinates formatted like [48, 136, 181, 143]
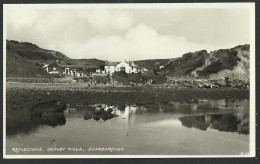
[6, 39, 250, 81]
[134, 59, 169, 71]
[157, 45, 250, 80]
[197, 45, 249, 80]
[159, 50, 209, 77]
[7, 40, 70, 61]
[6, 50, 52, 78]
[66, 59, 105, 68]
[6, 40, 72, 78]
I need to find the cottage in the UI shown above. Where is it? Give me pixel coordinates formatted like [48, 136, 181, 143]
[46, 62, 63, 75]
[105, 61, 139, 74]
[61, 64, 99, 77]
[46, 62, 99, 77]
[104, 62, 119, 74]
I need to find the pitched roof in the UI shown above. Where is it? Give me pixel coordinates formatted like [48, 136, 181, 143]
[48, 62, 59, 67]
[60, 64, 99, 69]
[105, 62, 120, 66]
[105, 61, 138, 67]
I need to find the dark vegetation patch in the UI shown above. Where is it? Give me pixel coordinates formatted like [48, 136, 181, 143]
[198, 49, 241, 76]
[6, 50, 52, 78]
[112, 71, 167, 84]
[161, 50, 209, 77]
[134, 59, 169, 71]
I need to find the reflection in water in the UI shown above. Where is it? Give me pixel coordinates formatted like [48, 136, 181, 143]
[179, 115, 210, 130]
[7, 101, 67, 136]
[179, 113, 249, 134]
[6, 111, 37, 136]
[7, 112, 66, 136]
[6, 98, 250, 155]
[6, 98, 249, 137]
[66, 98, 249, 135]
[30, 114, 66, 127]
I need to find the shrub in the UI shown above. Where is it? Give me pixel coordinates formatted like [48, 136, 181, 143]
[93, 75, 110, 84]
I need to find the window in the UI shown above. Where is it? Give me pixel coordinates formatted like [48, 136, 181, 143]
[120, 67, 125, 71]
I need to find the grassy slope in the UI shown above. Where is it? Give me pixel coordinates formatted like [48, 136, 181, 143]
[6, 50, 52, 78]
[7, 40, 70, 61]
[160, 50, 209, 77]
[134, 59, 169, 70]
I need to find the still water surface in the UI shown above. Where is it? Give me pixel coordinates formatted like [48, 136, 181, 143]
[6, 99, 249, 155]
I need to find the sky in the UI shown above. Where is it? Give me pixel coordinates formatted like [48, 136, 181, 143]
[5, 4, 252, 61]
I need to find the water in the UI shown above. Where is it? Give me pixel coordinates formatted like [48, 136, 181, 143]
[6, 99, 249, 155]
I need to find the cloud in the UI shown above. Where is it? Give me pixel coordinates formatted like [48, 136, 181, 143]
[5, 6, 251, 61]
[6, 7, 39, 28]
[80, 10, 134, 31]
[79, 24, 206, 61]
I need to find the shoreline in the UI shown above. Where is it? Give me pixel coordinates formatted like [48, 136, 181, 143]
[6, 81, 250, 91]
[6, 82, 249, 111]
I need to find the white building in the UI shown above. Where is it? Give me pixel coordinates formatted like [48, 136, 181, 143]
[159, 65, 164, 69]
[105, 61, 138, 74]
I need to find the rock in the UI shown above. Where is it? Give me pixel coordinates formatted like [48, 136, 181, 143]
[84, 110, 115, 121]
[93, 114, 101, 121]
[203, 83, 211, 88]
[84, 112, 92, 120]
[198, 84, 204, 88]
[98, 113, 107, 121]
[107, 108, 113, 113]
[101, 111, 114, 119]
[93, 110, 101, 114]
[106, 112, 114, 119]
[193, 99, 199, 104]
[31, 100, 66, 116]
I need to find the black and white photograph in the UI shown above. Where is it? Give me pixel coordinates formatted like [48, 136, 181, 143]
[3, 3, 255, 158]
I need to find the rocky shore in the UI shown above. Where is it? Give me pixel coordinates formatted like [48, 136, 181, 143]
[6, 76, 249, 89]
[6, 81, 249, 113]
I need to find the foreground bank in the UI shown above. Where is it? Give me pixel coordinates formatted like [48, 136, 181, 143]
[6, 82, 249, 111]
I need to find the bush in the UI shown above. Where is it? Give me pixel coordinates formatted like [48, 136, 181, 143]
[198, 50, 240, 76]
[127, 72, 150, 84]
[111, 71, 167, 85]
[113, 71, 128, 77]
[93, 75, 110, 84]
[182, 53, 192, 61]
[199, 60, 223, 75]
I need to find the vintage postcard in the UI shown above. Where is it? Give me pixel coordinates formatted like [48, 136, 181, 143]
[3, 3, 255, 158]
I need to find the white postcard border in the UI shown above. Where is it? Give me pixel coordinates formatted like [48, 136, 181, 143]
[2, 2, 256, 159]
